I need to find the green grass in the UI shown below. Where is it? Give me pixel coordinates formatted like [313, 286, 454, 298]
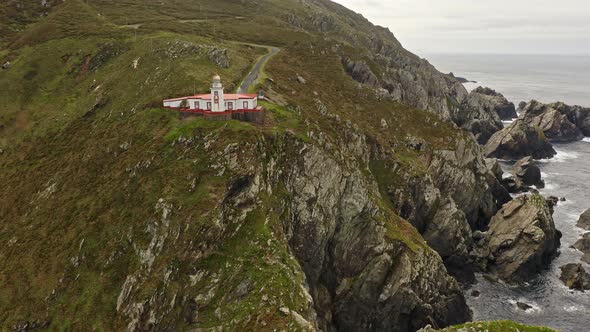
[163, 116, 254, 142]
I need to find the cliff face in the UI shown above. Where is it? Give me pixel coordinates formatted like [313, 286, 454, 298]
[319, 13, 506, 144]
[0, 0, 514, 330]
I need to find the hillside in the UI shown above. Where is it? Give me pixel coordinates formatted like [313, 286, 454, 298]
[1, 1, 511, 331]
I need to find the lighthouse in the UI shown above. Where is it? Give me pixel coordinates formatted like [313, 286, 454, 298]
[163, 75, 259, 115]
[210, 74, 225, 112]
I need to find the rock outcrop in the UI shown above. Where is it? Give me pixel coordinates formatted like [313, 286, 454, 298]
[577, 209, 590, 230]
[342, 58, 380, 88]
[276, 137, 471, 331]
[513, 156, 544, 188]
[453, 89, 504, 144]
[390, 135, 510, 282]
[559, 264, 590, 291]
[484, 119, 556, 160]
[476, 195, 560, 281]
[521, 100, 584, 142]
[472, 87, 517, 120]
[573, 233, 590, 264]
[449, 73, 476, 84]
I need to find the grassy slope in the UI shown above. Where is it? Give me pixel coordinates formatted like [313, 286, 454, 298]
[0, 0, 546, 330]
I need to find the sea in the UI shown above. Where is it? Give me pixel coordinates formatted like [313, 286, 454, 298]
[425, 54, 590, 332]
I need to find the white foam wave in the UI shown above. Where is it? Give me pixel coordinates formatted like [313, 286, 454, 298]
[539, 149, 581, 163]
[507, 299, 542, 313]
[582, 137, 590, 142]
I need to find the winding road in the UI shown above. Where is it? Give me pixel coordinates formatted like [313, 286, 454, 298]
[237, 46, 280, 94]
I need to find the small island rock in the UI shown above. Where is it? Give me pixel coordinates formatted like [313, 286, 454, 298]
[513, 156, 544, 188]
[485, 195, 560, 281]
[521, 100, 584, 142]
[577, 209, 590, 230]
[560, 263, 590, 291]
[573, 233, 590, 264]
[484, 119, 556, 160]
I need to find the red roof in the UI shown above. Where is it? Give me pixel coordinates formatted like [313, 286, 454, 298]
[164, 93, 257, 102]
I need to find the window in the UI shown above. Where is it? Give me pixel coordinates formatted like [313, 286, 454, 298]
[228, 103, 233, 110]
[194, 101, 199, 109]
[243, 101, 248, 109]
[207, 102, 211, 110]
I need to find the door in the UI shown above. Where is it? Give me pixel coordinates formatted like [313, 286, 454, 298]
[207, 102, 211, 110]
[228, 103, 233, 111]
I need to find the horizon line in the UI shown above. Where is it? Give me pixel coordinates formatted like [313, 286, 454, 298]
[416, 51, 590, 57]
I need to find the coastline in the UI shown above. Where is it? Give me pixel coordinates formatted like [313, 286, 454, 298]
[458, 77, 590, 331]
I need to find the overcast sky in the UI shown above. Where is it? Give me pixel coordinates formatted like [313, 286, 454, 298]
[332, 0, 590, 55]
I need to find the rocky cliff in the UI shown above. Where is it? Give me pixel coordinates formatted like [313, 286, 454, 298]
[520, 100, 587, 142]
[0, 0, 528, 331]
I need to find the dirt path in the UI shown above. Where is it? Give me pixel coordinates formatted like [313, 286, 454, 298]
[237, 46, 280, 94]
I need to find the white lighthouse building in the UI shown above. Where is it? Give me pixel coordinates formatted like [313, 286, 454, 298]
[163, 75, 258, 114]
[210, 74, 225, 112]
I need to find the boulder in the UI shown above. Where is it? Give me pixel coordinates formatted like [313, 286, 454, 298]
[484, 119, 556, 160]
[577, 209, 590, 230]
[573, 233, 590, 264]
[512, 156, 544, 188]
[516, 302, 533, 311]
[546, 196, 559, 210]
[485, 195, 560, 281]
[559, 263, 590, 291]
[521, 100, 584, 142]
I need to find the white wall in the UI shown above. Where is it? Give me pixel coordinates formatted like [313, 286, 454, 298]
[187, 99, 199, 109]
[240, 98, 257, 109]
[163, 100, 183, 108]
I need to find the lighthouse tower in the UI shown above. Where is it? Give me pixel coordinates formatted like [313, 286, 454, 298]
[210, 74, 225, 112]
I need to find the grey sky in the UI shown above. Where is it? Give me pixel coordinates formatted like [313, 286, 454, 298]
[333, 0, 590, 54]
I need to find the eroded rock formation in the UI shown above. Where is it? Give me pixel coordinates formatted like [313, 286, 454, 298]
[513, 156, 544, 188]
[560, 264, 590, 291]
[473, 195, 560, 281]
[521, 100, 584, 142]
[484, 119, 556, 160]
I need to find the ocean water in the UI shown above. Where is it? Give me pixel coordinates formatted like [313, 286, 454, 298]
[426, 54, 590, 107]
[424, 54, 590, 332]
